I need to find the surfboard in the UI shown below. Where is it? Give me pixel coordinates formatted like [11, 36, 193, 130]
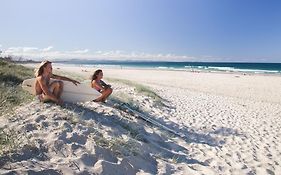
[22, 78, 102, 103]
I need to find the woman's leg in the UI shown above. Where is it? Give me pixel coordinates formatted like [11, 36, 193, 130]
[94, 88, 113, 102]
[101, 88, 113, 102]
[49, 81, 64, 99]
[41, 81, 63, 104]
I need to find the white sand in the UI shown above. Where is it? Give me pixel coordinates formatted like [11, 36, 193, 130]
[1, 64, 281, 174]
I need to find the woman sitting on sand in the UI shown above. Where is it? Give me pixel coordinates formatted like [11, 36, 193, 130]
[91, 69, 113, 102]
[35, 60, 80, 105]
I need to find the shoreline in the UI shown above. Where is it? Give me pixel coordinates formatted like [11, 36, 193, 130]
[21, 62, 281, 77]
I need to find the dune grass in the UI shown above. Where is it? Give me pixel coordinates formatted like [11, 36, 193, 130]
[106, 77, 166, 107]
[0, 59, 34, 116]
[0, 59, 35, 155]
[106, 78, 162, 99]
[111, 93, 140, 111]
[0, 128, 24, 156]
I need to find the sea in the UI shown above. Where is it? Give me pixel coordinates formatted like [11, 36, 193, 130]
[55, 60, 281, 75]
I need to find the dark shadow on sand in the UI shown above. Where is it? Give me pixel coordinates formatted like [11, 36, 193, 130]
[59, 101, 244, 170]
[0, 145, 49, 168]
[0, 99, 245, 174]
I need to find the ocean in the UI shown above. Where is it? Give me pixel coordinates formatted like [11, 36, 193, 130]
[55, 60, 281, 75]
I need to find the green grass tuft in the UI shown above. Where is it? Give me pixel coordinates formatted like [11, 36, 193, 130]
[0, 59, 34, 116]
[0, 127, 27, 156]
[107, 77, 166, 107]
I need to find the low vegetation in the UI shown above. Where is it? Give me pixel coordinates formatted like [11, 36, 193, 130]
[0, 128, 31, 156]
[0, 59, 35, 156]
[107, 77, 165, 107]
[0, 59, 34, 116]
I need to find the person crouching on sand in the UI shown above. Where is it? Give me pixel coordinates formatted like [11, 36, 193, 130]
[91, 69, 113, 103]
[35, 60, 80, 105]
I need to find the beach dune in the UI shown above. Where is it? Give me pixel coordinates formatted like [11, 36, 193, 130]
[1, 64, 281, 174]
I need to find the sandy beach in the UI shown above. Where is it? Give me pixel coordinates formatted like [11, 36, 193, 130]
[1, 63, 281, 175]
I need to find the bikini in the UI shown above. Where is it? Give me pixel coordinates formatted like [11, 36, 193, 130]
[94, 80, 103, 92]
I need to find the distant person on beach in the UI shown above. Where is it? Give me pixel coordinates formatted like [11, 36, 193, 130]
[34, 60, 80, 105]
[91, 69, 113, 102]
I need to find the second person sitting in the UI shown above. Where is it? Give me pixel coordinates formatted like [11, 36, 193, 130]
[91, 69, 113, 103]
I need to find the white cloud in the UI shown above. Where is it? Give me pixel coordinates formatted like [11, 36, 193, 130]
[4, 47, 38, 54]
[0, 44, 2, 48]
[42, 46, 53, 52]
[23, 47, 38, 52]
[1, 46, 228, 62]
[95, 51, 103, 54]
[71, 49, 89, 54]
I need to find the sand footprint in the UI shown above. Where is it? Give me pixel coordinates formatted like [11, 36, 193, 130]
[35, 114, 47, 123]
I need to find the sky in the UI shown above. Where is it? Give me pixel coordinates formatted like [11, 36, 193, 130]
[0, 0, 281, 62]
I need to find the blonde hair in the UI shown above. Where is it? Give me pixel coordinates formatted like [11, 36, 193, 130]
[34, 60, 52, 77]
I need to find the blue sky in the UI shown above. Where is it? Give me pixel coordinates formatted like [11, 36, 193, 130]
[1, 0, 281, 62]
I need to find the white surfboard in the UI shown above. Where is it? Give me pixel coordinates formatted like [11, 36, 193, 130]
[22, 78, 102, 103]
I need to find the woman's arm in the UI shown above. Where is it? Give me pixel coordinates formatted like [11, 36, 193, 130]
[100, 80, 111, 89]
[52, 74, 80, 85]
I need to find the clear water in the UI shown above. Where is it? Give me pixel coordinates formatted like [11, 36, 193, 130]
[55, 60, 281, 75]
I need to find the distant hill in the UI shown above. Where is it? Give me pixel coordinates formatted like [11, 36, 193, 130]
[0, 56, 39, 63]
